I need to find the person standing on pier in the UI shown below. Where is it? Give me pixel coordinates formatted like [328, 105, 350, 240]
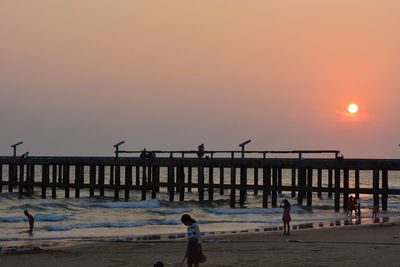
[197, 144, 205, 158]
[280, 199, 292, 235]
[24, 210, 35, 233]
[181, 214, 206, 267]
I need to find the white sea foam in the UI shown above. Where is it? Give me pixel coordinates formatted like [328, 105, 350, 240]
[0, 213, 71, 223]
[81, 199, 160, 209]
[203, 206, 305, 215]
[45, 218, 181, 231]
[0, 216, 25, 222]
[162, 218, 181, 225]
[154, 208, 193, 215]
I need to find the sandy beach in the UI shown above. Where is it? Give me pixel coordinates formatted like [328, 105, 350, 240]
[2, 220, 400, 267]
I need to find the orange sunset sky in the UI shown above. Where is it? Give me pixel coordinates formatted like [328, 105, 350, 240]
[1, 1, 399, 158]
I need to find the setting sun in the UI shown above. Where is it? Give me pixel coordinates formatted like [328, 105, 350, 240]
[347, 103, 359, 114]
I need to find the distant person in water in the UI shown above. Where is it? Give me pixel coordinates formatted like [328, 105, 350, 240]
[280, 199, 291, 235]
[355, 197, 361, 217]
[372, 205, 379, 222]
[346, 196, 357, 216]
[24, 210, 34, 233]
[181, 214, 205, 267]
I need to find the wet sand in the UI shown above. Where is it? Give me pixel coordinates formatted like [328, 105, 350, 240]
[2, 220, 400, 267]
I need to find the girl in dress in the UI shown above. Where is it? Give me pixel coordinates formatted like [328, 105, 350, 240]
[181, 214, 205, 267]
[280, 199, 291, 235]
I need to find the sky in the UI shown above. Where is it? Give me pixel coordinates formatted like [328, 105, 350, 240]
[1, 1, 399, 158]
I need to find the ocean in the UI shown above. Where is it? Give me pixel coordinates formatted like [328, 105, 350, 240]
[1, 169, 400, 246]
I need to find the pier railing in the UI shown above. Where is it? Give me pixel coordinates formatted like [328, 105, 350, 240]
[115, 149, 341, 159]
[0, 154, 399, 212]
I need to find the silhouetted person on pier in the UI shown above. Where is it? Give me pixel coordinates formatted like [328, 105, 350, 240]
[24, 210, 35, 233]
[21, 152, 29, 159]
[140, 149, 147, 159]
[197, 144, 204, 158]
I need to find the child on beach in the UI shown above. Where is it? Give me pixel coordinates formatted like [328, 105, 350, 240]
[280, 199, 291, 235]
[24, 210, 35, 233]
[181, 214, 205, 267]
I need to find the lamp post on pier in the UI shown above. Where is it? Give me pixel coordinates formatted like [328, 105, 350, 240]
[239, 140, 251, 158]
[11, 142, 23, 157]
[114, 141, 126, 159]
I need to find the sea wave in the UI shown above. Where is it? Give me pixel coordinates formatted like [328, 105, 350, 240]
[45, 218, 181, 231]
[80, 199, 160, 209]
[39, 202, 77, 210]
[152, 208, 193, 215]
[8, 203, 47, 211]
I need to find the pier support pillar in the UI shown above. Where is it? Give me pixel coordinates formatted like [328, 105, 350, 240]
[382, 169, 388, 211]
[254, 168, 259, 195]
[373, 169, 380, 208]
[125, 166, 132, 200]
[334, 169, 340, 212]
[0, 165, 3, 192]
[151, 166, 159, 198]
[198, 165, 205, 201]
[291, 168, 296, 197]
[208, 167, 214, 201]
[177, 165, 185, 201]
[219, 168, 224, 195]
[42, 164, 49, 199]
[187, 167, 192, 193]
[262, 168, 271, 208]
[63, 165, 70, 198]
[230, 167, 236, 207]
[141, 166, 147, 200]
[328, 169, 333, 197]
[74, 165, 82, 198]
[89, 165, 96, 197]
[8, 164, 15, 192]
[135, 166, 140, 186]
[114, 166, 121, 200]
[28, 165, 35, 194]
[306, 168, 313, 207]
[98, 165, 105, 196]
[343, 169, 349, 210]
[272, 167, 278, 207]
[18, 164, 24, 195]
[277, 168, 282, 194]
[317, 169, 322, 198]
[355, 170, 360, 198]
[52, 164, 57, 198]
[168, 166, 175, 202]
[239, 167, 247, 207]
[297, 168, 306, 206]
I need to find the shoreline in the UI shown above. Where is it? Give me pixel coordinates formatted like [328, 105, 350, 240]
[0, 215, 395, 252]
[2, 219, 400, 266]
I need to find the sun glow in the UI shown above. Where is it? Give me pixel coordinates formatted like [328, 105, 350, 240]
[347, 103, 359, 114]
